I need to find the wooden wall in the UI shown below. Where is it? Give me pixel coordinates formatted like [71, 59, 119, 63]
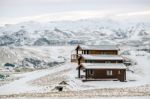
[82, 50, 118, 55]
[86, 69, 126, 81]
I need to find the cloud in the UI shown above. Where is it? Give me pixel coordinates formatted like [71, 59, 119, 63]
[0, 10, 150, 26]
[0, 10, 108, 26]
[116, 11, 150, 17]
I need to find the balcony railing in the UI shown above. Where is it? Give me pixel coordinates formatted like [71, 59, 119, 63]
[71, 54, 81, 62]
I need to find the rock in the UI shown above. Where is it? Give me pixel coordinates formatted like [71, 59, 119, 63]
[21, 58, 47, 68]
[59, 81, 69, 85]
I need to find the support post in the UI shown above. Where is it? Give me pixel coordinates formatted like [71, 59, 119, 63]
[85, 69, 87, 80]
[76, 49, 78, 58]
[124, 70, 126, 82]
[78, 67, 80, 78]
[76, 49, 79, 63]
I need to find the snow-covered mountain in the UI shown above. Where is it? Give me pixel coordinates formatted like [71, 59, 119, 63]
[0, 18, 150, 69]
[0, 19, 150, 46]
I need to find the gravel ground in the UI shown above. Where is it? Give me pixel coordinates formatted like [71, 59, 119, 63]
[0, 96, 150, 99]
[0, 84, 150, 98]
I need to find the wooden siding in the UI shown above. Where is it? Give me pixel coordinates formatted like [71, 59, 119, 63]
[85, 69, 126, 81]
[82, 50, 118, 55]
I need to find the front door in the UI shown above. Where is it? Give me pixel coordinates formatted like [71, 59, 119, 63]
[86, 69, 94, 79]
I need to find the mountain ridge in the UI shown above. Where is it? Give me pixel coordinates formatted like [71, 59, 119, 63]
[0, 19, 150, 46]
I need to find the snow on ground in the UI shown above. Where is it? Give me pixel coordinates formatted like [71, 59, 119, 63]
[0, 46, 150, 97]
[0, 63, 75, 95]
[0, 46, 74, 95]
[68, 50, 150, 90]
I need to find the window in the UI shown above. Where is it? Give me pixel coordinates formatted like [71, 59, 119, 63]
[82, 51, 84, 54]
[85, 60, 87, 63]
[85, 60, 93, 63]
[107, 70, 113, 76]
[89, 60, 93, 63]
[85, 60, 88, 63]
[83, 50, 89, 54]
[84, 50, 86, 54]
[89, 69, 94, 75]
[87, 50, 89, 54]
[105, 61, 111, 63]
[118, 70, 121, 74]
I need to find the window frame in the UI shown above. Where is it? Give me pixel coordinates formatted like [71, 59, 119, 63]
[106, 70, 113, 76]
[118, 70, 121, 74]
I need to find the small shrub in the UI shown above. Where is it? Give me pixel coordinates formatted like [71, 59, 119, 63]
[14, 67, 33, 72]
[4, 63, 15, 67]
[48, 61, 59, 67]
[0, 74, 5, 79]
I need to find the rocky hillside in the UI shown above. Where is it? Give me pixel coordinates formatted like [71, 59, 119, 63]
[0, 19, 150, 46]
[0, 46, 70, 68]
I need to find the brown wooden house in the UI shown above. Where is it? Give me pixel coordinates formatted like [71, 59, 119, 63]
[71, 45, 119, 62]
[71, 45, 127, 82]
[78, 55, 124, 65]
[78, 63, 126, 82]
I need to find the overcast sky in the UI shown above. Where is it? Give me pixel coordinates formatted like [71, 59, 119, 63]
[0, 0, 150, 25]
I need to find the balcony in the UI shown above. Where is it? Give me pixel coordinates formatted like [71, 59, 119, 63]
[71, 54, 81, 62]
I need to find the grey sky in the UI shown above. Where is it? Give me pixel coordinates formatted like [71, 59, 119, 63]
[0, 0, 149, 17]
[0, 0, 150, 25]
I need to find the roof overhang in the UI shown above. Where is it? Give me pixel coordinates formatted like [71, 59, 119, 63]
[80, 55, 124, 61]
[80, 63, 127, 69]
[75, 45, 119, 51]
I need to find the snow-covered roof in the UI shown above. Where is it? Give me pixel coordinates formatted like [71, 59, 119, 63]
[81, 63, 127, 69]
[77, 45, 119, 50]
[81, 55, 124, 60]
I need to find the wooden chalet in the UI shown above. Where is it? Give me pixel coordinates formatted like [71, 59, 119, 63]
[78, 63, 126, 82]
[71, 45, 119, 62]
[71, 45, 127, 82]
